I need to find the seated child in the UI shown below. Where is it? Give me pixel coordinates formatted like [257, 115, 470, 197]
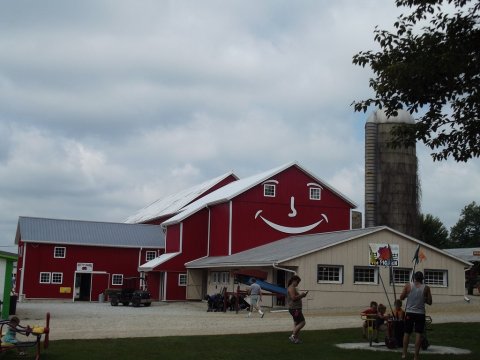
[361, 301, 378, 339]
[392, 299, 405, 320]
[375, 304, 388, 333]
[2, 316, 20, 344]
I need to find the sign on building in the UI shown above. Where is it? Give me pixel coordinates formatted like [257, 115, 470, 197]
[76, 263, 93, 271]
[369, 243, 399, 267]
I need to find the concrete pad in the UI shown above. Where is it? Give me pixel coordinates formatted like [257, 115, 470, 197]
[336, 342, 471, 355]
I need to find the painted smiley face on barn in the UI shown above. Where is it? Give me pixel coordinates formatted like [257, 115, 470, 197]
[254, 180, 328, 234]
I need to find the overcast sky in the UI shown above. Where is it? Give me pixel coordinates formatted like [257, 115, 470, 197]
[1, 0, 479, 252]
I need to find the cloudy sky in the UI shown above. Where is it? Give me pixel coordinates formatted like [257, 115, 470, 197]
[1, 0, 479, 252]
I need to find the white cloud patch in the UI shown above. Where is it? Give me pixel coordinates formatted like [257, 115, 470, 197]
[0, 0, 478, 250]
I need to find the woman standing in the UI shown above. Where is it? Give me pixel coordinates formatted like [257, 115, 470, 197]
[287, 275, 308, 344]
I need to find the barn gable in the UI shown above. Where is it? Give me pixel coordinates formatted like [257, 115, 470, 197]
[163, 161, 356, 226]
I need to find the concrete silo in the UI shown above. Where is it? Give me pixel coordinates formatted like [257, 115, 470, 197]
[365, 109, 420, 237]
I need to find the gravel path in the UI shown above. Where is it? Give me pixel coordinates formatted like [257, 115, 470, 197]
[14, 296, 480, 340]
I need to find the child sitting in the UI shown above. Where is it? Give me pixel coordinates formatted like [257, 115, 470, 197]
[361, 301, 378, 339]
[392, 299, 405, 320]
[2, 316, 20, 344]
[375, 304, 388, 334]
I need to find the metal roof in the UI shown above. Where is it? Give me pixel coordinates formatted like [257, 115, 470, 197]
[444, 248, 480, 262]
[138, 252, 180, 271]
[16, 216, 164, 248]
[124, 171, 238, 224]
[186, 226, 473, 268]
[186, 227, 385, 268]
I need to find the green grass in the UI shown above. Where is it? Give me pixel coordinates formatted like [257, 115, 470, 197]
[2, 323, 478, 360]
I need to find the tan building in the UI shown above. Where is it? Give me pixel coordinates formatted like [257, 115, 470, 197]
[186, 226, 472, 310]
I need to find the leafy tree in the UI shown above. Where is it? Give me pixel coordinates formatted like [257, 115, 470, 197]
[353, 0, 480, 162]
[450, 201, 480, 247]
[419, 213, 450, 247]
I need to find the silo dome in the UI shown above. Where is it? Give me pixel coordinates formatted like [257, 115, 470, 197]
[367, 109, 414, 124]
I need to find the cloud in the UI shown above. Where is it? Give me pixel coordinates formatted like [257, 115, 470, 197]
[0, 0, 478, 251]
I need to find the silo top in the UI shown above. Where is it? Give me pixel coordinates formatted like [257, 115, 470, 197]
[367, 109, 414, 124]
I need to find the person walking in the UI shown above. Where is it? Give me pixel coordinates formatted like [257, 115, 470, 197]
[247, 278, 264, 318]
[287, 275, 308, 344]
[400, 271, 432, 360]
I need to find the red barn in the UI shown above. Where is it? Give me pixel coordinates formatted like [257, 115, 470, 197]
[14, 162, 357, 303]
[136, 162, 357, 301]
[15, 217, 164, 301]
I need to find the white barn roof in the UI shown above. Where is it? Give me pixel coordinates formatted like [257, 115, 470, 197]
[163, 162, 357, 226]
[124, 171, 238, 224]
[138, 252, 180, 271]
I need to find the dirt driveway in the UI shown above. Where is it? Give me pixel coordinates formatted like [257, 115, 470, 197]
[15, 296, 480, 340]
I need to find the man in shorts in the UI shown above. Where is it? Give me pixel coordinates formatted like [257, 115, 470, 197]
[400, 271, 432, 360]
[247, 278, 264, 318]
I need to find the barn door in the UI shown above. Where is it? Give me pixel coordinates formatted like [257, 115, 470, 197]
[74, 272, 92, 301]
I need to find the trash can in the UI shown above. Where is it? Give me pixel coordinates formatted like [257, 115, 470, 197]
[9, 295, 18, 315]
[98, 293, 104, 303]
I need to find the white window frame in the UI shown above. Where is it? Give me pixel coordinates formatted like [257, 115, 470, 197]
[263, 184, 276, 197]
[354, 266, 378, 285]
[317, 265, 343, 284]
[39, 272, 51, 284]
[52, 272, 63, 284]
[425, 269, 448, 287]
[309, 187, 321, 200]
[391, 268, 412, 285]
[112, 274, 124, 286]
[54, 246, 66, 258]
[178, 273, 187, 286]
[146, 251, 157, 262]
[211, 271, 230, 285]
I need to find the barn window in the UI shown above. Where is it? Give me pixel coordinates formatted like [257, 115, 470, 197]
[39, 272, 51, 284]
[424, 269, 448, 287]
[54, 247, 66, 258]
[146, 251, 157, 262]
[264, 184, 276, 197]
[354, 266, 378, 284]
[390, 268, 411, 285]
[112, 274, 124, 286]
[317, 265, 343, 284]
[178, 273, 187, 286]
[52, 272, 63, 284]
[309, 187, 321, 200]
[211, 271, 230, 285]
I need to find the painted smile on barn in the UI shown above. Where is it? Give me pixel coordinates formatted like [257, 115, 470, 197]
[255, 196, 328, 234]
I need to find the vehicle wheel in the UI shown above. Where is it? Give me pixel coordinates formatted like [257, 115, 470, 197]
[144, 302, 151, 307]
[132, 298, 140, 307]
[111, 298, 119, 306]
